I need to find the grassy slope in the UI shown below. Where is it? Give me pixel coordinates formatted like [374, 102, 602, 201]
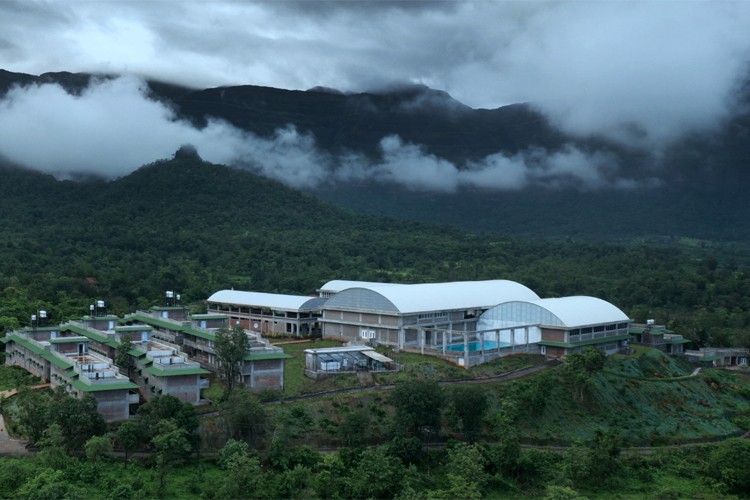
[273, 345, 750, 447]
[510, 347, 750, 445]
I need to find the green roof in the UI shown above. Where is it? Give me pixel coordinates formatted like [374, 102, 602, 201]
[61, 324, 118, 347]
[181, 327, 215, 341]
[538, 334, 632, 349]
[71, 379, 138, 393]
[127, 313, 216, 341]
[127, 348, 148, 358]
[115, 325, 153, 332]
[664, 337, 691, 344]
[20, 326, 60, 332]
[3, 334, 46, 355]
[145, 365, 209, 377]
[244, 352, 293, 361]
[50, 337, 88, 344]
[41, 352, 75, 370]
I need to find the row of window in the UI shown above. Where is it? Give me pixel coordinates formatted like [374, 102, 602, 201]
[569, 323, 627, 336]
[418, 312, 449, 320]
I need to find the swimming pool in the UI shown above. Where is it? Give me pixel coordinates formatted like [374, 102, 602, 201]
[446, 340, 511, 352]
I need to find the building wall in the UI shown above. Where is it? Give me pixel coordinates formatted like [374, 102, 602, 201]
[5, 343, 46, 380]
[91, 390, 131, 422]
[543, 346, 566, 358]
[541, 328, 566, 342]
[162, 374, 201, 403]
[243, 358, 284, 391]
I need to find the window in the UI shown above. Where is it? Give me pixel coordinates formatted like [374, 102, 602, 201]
[418, 312, 448, 320]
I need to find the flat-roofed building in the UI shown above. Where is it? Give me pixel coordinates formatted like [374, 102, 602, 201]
[2, 329, 138, 422]
[207, 290, 327, 337]
[123, 308, 290, 393]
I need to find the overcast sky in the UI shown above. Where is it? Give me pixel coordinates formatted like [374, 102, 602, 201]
[1, 1, 749, 189]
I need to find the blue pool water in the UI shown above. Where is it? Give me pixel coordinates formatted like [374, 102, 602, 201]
[446, 341, 511, 352]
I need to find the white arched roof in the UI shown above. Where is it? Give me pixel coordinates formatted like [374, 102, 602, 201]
[323, 280, 540, 315]
[207, 290, 327, 312]
[479, 296, 629, 329]
[318, 280, 403, 294]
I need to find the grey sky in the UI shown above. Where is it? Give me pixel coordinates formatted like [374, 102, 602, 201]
[0, 1, 748, 189]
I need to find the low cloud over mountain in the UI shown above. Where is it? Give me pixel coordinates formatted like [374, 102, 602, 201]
[0, 74, 679, 191]
[3, 61, 750, 192]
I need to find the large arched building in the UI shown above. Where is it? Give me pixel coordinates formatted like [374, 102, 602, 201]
[477, 297, 631, 358]
[320, 279, 540, 347]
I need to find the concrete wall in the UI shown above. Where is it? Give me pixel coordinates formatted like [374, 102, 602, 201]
[242, 358, 284, 391]
[162, 374, 201, 403]
[91, 390, 131, 422]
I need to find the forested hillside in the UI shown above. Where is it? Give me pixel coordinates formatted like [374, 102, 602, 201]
[2, 69, 750, 248]
[1, 156, 749, 349]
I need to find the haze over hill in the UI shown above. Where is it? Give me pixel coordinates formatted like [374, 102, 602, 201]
[1, 68, 749, 192]
[1, 69, 749, 244]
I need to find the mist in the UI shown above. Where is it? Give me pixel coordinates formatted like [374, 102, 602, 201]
[0, 77, 665, 192]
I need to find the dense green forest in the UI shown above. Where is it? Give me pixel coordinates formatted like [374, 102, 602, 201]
[1, 156, 749, 350]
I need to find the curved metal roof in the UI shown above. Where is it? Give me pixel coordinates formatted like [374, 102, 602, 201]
[318, 280, 404, 294]
[323, 280, 540, 315]
[207, 290, 327, 312]
[479, 296, 629, 329]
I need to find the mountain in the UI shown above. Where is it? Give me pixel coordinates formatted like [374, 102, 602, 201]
[1, 69, 749, 248]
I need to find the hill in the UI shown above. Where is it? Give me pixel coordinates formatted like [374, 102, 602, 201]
[2, 69, 750, 248]
[1, 156, 749, 350]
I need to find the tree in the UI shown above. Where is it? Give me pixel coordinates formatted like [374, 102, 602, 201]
[137, 394, 200, 450]
[450, 386, 487, 441]
[116, 420, 142, 466]
[221, 389, 267, 447]
[36, 424, 68, 471]
[16, 389, 52, 445]
[152, 419, 193, 492]
[347, 446, 407, 499]
[214, 325, 249, 392]
[48, 392, 106, 452]
[216, 444, 267, 499]
[84, 434, 113, 462]
[338, 408, 371, 448]
[564, 347, 606, 402]
[390, 379, 444, 437]
[115, 333, 133, 377]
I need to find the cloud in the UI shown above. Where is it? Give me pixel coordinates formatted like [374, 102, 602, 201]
[2, 0, 749, 151]
[0, 77, 656, 192]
